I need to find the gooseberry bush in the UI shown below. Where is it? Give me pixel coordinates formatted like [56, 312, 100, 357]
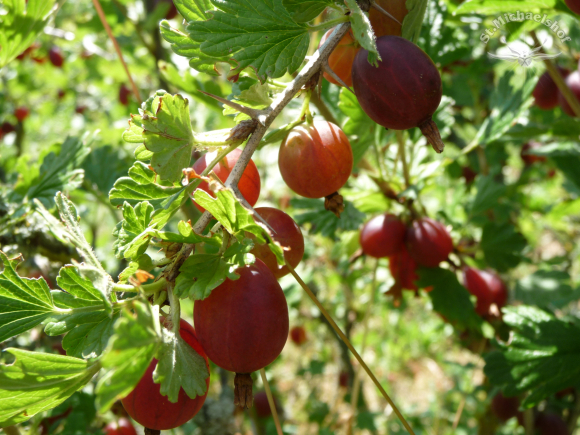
[1, 0, 580, 434]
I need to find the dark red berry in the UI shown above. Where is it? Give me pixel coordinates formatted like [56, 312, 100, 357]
[1, 122, 15, 134]
[352, 36, 444, 153]
[360, 213, 406, 258]
[389, 247, 419, 291]
[75, 105, 87, 114]
[48, 46, 65, 68]
[14, 106, 29, 122]
[121, 318, 209, 430]
[57, 89, 66, 100]
[250, 207, 304, 279]
[104, 417, 138, 435]
[491, 393, 519, 422]
[253, 391, 281, 418]
[338, 371, 350, 388]
[289, 326, 307, 346]
[533, 68, 570, 110]
[119, 84, 131, 106]
[461, 166, 477, 184]
[521, 141, 546, 166]
[405, 218, 453, 267]
[565, 0, 580, 14]
[558, 70, 580, 117]
[463, 267, 507, 316]
[535, 413, 568, 435]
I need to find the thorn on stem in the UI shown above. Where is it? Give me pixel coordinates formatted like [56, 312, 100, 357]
[321, 62, 355, 94]
[371, 1, 402, 25]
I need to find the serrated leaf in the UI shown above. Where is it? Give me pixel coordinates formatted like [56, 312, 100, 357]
[283, 0, 332, 22]
[118, 254, 154, 283]
[0, 251, 57, 343]
[96, 302, 159, 412]
[174, 0, 213, 21]
[0, 349, 100, 426]
[484, 305, 580, 407]
[154, 324, 209, 402]
[113, 202, 155, 260]
[82, 145, 132, 195]
[188, 0, 310, 81]
[123, 94, 195, 183]
[338, 88, 374, 165]
[417, 267, 483, 332]
[514, 271, 580, 310]
[292, 198, 365, 240]
[470, 175, 506, 216]
[401, 0, 429, 43]
[480, 222, 527, 272]
[456, 0, 557, 15]
[344, 0, 379, 64]
[0, 0, 56, 68]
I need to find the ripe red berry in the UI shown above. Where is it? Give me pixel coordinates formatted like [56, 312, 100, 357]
[565, 0, 580, 14]
[405, 218, 453, 267]
[558, 70, 580, 117]
[1, 121, 15, 134]
[521, 141, 546, 166]
[491, 393, 519, 422]
[156, 0, 178, 19]
[461, 166, 477, 184]
[319, 29, 360, 87]
[338, 371, 350, 388]
[121, 318, 209, 430]
[535, 413, 568, 435]
[388, 247, 419, 291]
[75, 105, 87, 114]
[104, 417, 138, 435]
[14, 106, 29, 122]
[191, 148, 261, 213]
[119, 84, 131, 106]
[48, 46, 65, 68]
[289, 326, 307, 346]
[193, 260, 289, 406]
[368, 0, 408, 38]
[251, 207, 304, 279]
[352, 36, 443, 152]
[463, 267, 507, 316]
[253, 391, 281, 418]
[278, 121, 353, 198]
[57, 89, 66, 100]
[360, 213, 406, 258]
[533, 68, 570, 110]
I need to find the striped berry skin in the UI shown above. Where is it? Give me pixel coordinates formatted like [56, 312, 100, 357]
[405, 218, 453, 268]
[360, 214, 406, 258]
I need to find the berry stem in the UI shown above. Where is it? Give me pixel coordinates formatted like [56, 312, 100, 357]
[167, 283, 180, 335]
[396, 131, 411, 189]
[530, 30, 580, 118]
[307, 16, 350, 33]
[113, 277, 167, 294]
[259, 369, 284, 435]
[285, 262, 416, 435]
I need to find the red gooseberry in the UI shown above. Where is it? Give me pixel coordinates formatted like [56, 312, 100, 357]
[193, 259, 289, 408]
[565, 0, 580, 14]
[48, 46, 65, 68]
[250, 207, 304, 279]
[14, 106, 30, 122]
[360, 213, 406, 258]
[190, 148, 261, 212]
[521, 141, 546, 166]
[253, 391, 281, 418]
[119, 84, 131, 106]
[463, 267, 508, 317]
[491, 393, 519, 422]
[352, 36, 444, 153]
[388, 246, 419, 292]
[289, 326, 307, 346]
[535, 413, 568, 435]
[533, 68, 569, 110]
[121, 318, 210, 430]
[368, 0, 408, 38]
[104, 417, 138, 435]
[319, 29, 360, 87]
[278, 121, 353, 199]
[558, 70, 580, 117]
[405, 218, 453, 267]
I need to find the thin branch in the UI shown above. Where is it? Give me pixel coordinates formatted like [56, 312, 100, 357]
[321, 62, 355, 93]
[259, 369, 284, 435]
[91, 0, 142, 103]
[198, 91, 267, 122]
[286, 262, 416, 435]
[396, 131, 411, 189]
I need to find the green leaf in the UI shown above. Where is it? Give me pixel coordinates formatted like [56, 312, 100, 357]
[401, 0, 429, 43]
[292, 198, 365, 240]
[13, 136, 90, 207]
[0, 0, 56, 68]
[82, 145, 132, 195]
[0, 349, 100, 426]
[480, 222, 527, 272]
[153, 322, 209, 402]
[484, 306, 580, 407]
[514, 270, 580, 310]
[470, 175, 506, 216]
[96, 301, 159, 412]
[0, 251, 57, 343]
[456, 0, 557, 15]
[530, 142, 580, 192]
[118, 254, 155, 283]
[122, 94, 195, 183]
[174, 239, 253, 300]
[338, 88, 375, 165]
[344, 0, 379, 63]
[417, 267, 483, 332]
[113, 202, 155, 260]
[474, 71, 537, 146]
[283, 0, 332, 22]
[188, 0, 310, 81]
[174, 0, 214, 21]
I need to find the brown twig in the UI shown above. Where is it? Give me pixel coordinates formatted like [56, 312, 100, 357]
[91, 0, 142, 103]
[259, 369, 283, 435]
